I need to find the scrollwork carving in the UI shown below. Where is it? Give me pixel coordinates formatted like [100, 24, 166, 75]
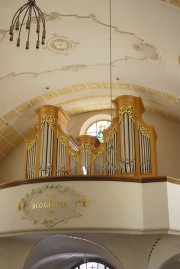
[41, 115, 55, 130]
[119, 106, 135, 122]
[27, 135, 38, 150]
[138, 124, 150, 138]
[93, 151, 103, 160]
[69, 151, 79, 161]
[81, 143, 92, 154]
[57, 131, 67, 145]
[105, 127, 117, 143]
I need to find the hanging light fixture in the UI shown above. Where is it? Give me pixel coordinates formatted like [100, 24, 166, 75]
[9, 0, 46, 49]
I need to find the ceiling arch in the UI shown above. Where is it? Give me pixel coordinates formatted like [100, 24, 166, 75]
[0, 81, 179, 161]
[0, 0, 179, 161]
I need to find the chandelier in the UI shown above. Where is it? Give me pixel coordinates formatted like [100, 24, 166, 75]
[9, 0, 46, 49]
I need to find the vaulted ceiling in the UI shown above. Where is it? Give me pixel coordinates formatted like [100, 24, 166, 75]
[0, 0, 179, 160]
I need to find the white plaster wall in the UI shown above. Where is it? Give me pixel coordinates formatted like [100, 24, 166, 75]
[0, 142, 24, 182]
[0, 181, 143, 235]
[143, 112, 180, 178]
[1, 180, 179, 235]
[142, 182, 169, 230]
[167, 182, 180, 231]
[0, 239, 34, 269]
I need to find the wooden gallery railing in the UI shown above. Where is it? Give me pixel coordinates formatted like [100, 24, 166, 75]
[24, 95, 157, 179]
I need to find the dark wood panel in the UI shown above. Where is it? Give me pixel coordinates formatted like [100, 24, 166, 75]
[0, 175, 168, 190]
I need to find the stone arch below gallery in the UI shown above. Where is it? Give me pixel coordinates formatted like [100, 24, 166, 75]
[23, 234, 123, 269]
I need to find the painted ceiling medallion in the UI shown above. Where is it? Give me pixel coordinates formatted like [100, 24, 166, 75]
[133, 43, 161, 60]
[47, 36, 78, 54]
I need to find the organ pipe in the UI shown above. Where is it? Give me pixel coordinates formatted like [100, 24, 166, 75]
[24, 95, 158, 179]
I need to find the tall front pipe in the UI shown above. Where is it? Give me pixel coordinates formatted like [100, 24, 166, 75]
[35, 105, 69, 177]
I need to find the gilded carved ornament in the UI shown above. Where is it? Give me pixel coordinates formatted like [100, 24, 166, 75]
[69, 151, 79, 161]
[93, 151, 103, 160]
[41, 115, 55, 131]
[57, 131, 67, 146]
[138, 124, 150, 138]
[119, 106, 135, 122]
[105, 127, 117, 143]
[81, 143, 92, 154]
[27, 135, 38, 150]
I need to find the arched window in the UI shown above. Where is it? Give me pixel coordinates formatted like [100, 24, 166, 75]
[73, 260, 114, 269]
[79, 114, 112, 142]
[86, 120, 111, 142]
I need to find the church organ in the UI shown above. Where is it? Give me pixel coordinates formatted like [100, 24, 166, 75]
[24, 95, 157, 179]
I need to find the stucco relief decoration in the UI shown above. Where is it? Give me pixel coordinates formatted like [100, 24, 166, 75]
[16, 184, 89, 227]
[133, 43, 161, 60]
[46, 36, 79, 55]
[0, 29, 5, 41]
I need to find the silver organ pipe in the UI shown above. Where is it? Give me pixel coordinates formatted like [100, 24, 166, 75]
[120, 115, 125, 173]
[81, 146, 90, 175]
[46, 123, 52, 176]
[56, 133, 67, 176]
[138, 125, 152, 175]
[26, 137, 38, 178]
[129, 116, 135, 173]
[94, 151, 103, 175]
[34, 141, 37, 177]
[39, 121, 47, 176]
[39, 119, 54, 177]
[147, 138, 151, 173]
[69, 152, 78, 175]
[124, 113, 130, 173]
[57, 139, 60, 175]
[139, 129, 143, 174]
[105, 128, 118, 175]
[25, 96, 157, 179]
[120, 113, 135, 173]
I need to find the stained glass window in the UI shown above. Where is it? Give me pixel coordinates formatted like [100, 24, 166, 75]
[86, 120, 111, 142]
